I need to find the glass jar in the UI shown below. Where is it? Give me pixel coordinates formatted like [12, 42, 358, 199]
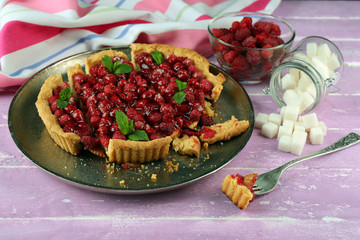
[264, 36, 344, 114]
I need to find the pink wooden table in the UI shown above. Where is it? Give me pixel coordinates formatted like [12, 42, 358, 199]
[1, 1, 360, 239]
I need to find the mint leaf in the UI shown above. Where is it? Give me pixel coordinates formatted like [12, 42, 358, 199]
[57, 87, 71, 109]
[151, 51, 163, 65]
[173, 91, 186, 105]
[115, 110, 132, 136]
[102, 55, 114, 73]
[114, 63, 132, 74]
[128, 130, 149, 141]
[56, 99, 68, 109]
[175, 79, 188, 91]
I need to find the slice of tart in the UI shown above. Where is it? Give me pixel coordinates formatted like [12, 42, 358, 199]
[222, 173, 258, 210]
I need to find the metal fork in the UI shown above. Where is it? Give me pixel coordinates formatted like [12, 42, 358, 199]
[253, 132, 360, 195]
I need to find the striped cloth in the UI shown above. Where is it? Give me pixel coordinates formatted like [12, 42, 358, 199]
[0, 0, 280, 88]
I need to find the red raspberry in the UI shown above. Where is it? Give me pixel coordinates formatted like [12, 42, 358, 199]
[242, 36, 256, 48]
[246, 49, 261, 66]
[81, 136, 101, 150]
[254, 21, 271, 35]
[100, 135, 110, 148]
[231, 21, 241, 30]
[219, 32, 235, 44]
[200, 113, 214, 126]
[222, 50, 236, 63]
[112, 131, 126, 140]
[255, 33, 267, 47]
[231, 55, 249, 72]
[261, 44, 274, 59]
[270, 22, 281, 36]
[240, 17, 252, 28]
[235, 28, 251, 42]
[263, 37, 279, 47]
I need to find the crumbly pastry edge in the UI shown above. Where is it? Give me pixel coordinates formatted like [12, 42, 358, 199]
[222, 175, 253, 210]
[129, 43, 225, 102]
[35, 74, 82, 155]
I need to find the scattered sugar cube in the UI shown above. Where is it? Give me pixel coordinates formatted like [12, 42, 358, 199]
[283, 90, 299, 106]
[280, 106, 287, 121]
[317, 43, 332, 58]
[283, 105, 299, 122]
[298, 74, 312, 92]
[327, 53, 340, 70]
[318, 121, 327, 136]
[309, 127, 324, 145]
[278, 135, 292, 152]
[277, 125, 293, 141]
[261, 122, 279, 139]
[300, 91, 315, 110]
[283, 119, 294, 130]
[302, 113, 319, 130]
[306, 42, 318, 58]
[291, 131, 308, 155]
[268, 113, 282, 126]
[281, 73, 297, 90]
[255, 113, 269, 129]
[294, 122, 306, 132]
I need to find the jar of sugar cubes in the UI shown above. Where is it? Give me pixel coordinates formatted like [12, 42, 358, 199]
[264, 36, 344, 114]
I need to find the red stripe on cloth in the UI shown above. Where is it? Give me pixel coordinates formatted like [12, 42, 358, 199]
[0, 74, 27, 88]
[0, 20, 151, 57]
[195, 15, 213, 21]
[133, 0, 172, 14]
[183, 0, 227, 7]
[135, 29, 213, 58]
[241, 0, 272, 12]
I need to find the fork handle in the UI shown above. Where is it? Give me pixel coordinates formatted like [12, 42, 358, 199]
[279, 132, 360, 172]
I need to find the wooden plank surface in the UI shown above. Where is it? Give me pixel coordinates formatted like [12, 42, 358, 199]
[1, 1, 360, 239]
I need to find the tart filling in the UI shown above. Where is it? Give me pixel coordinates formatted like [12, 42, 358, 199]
[36, 43, 250, 164]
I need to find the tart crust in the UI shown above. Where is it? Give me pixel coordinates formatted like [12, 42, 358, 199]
[35, 74, 82, 155]
[200, 116, 250, 144]
[130, 43, 225, 102]
[222, 175, 254, 210]
[172, 134, 201, 158]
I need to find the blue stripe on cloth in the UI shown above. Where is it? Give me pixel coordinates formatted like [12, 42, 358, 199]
[115, 0, 126, 8]
[10, 24, 136, 77]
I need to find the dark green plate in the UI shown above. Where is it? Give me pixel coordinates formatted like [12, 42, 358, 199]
[8, 47, 254, 194]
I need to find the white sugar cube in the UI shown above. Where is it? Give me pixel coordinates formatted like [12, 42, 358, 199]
[327, 53, 340, 70]
[281, 73, 297, 90]
[294, 122, 306, 132]
[280, 106, 287, 121]
[283, 119, 295, 130]
[317, 43, 332, 58]
[298, 74, 312, 92]
[261, 122, 279, 139]
[312, 56, 330, 79]
[278, 135, 292, 152]
[283, 105, 299, 122]
[309, 127, 324, 145]
[300, 91, 315, 109]
[293, 52, 310, 62]
[302, 113, 319, 130]
[291, 131, 308, 155]
[306, 83, 317, 99]
[277, 125, 293, 141]
[268, 113, 282, 126]
[255, 113, 269, 129]
[289, 68, 301, 81]
[283, 90, 299, 106]
[318, 121, 327, 136]
[306, 42, 318, 58]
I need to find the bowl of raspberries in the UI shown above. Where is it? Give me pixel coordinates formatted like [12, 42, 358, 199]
[208, 12, 295, 84]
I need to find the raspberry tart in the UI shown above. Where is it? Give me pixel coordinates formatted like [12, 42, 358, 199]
[36, 43, 249, 165]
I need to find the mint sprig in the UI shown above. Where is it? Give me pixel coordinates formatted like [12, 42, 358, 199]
[56, 87, 71, 109]
[173, 79, 188, 104]
[102, 55, 132, 74]
[151, 51, 163, 65]
[115, 110, 149, 141]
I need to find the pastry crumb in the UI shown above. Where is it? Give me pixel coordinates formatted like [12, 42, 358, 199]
[151, 174, 157, 181]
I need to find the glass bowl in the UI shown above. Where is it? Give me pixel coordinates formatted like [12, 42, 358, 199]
[208, 11, 296, 84]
